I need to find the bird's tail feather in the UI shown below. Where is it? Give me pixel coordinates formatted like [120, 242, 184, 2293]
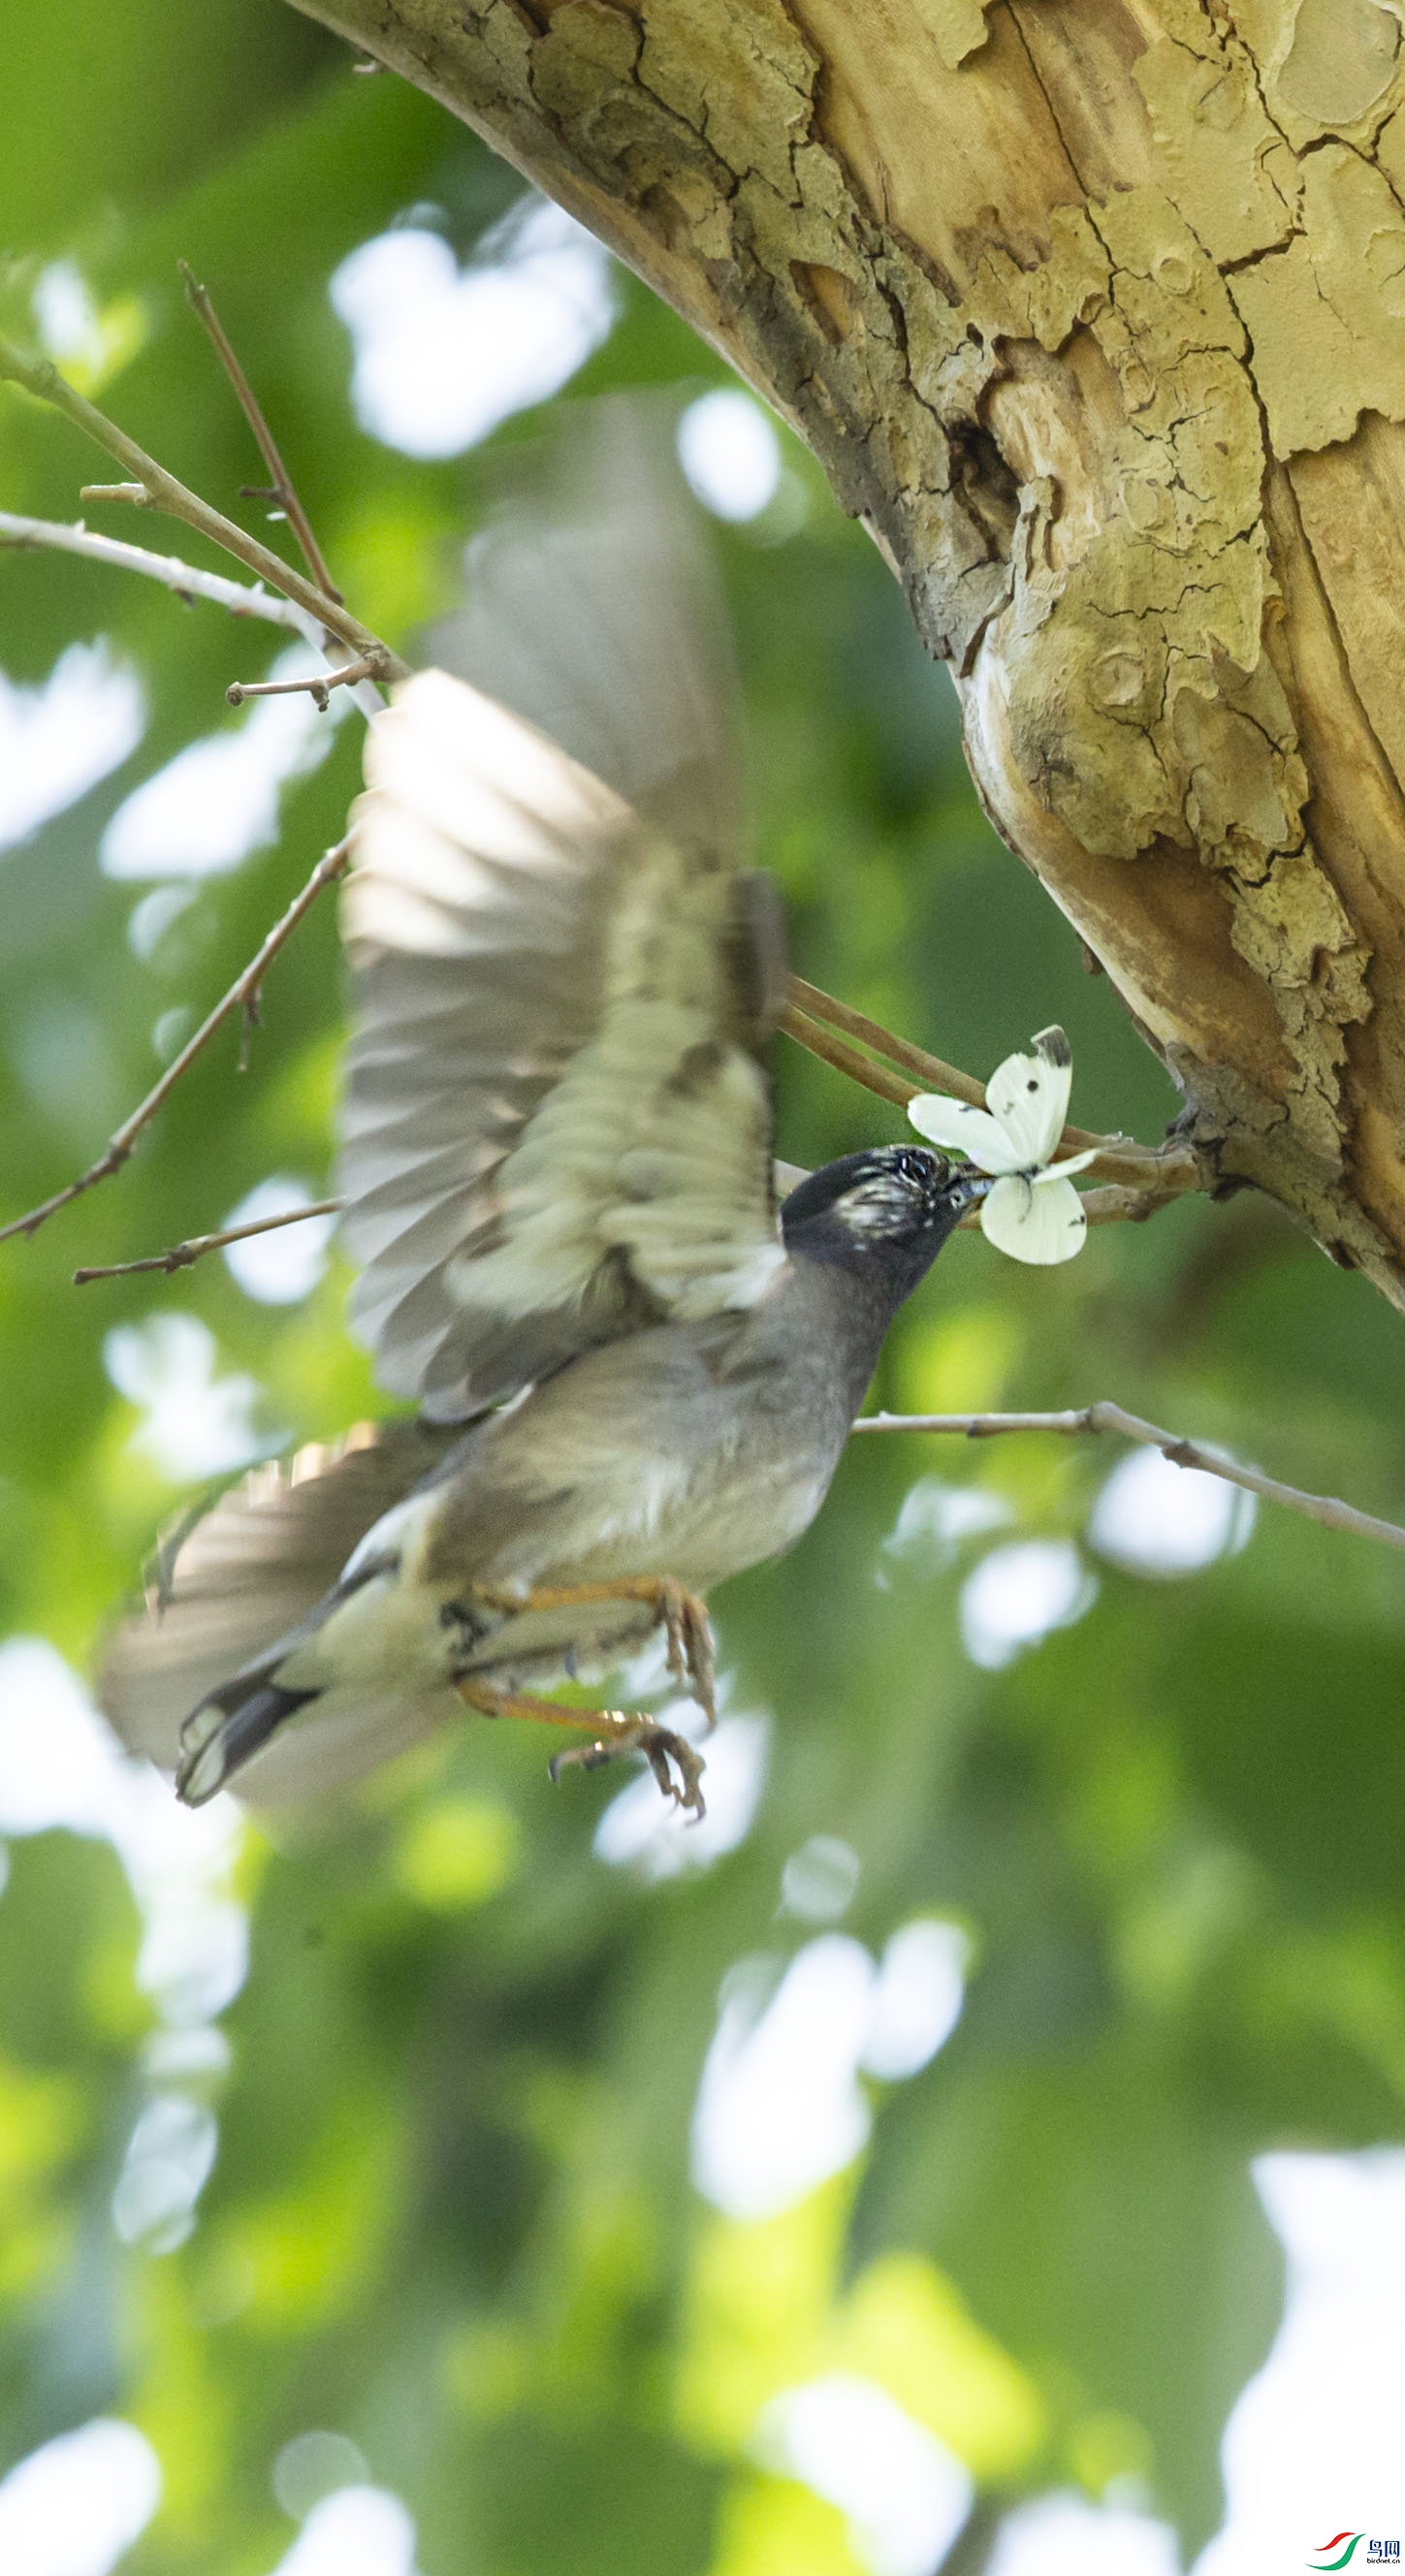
[100, 1416, 463, 1799]
[176, 1677, 321, 1807]
[199, 1677, 453, 1807]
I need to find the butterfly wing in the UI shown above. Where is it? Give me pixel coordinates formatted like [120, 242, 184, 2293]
[906, 1095, 1024, 1173]
[980, 1171, 1088, 1264]
[984, 1026, 1073, 1168]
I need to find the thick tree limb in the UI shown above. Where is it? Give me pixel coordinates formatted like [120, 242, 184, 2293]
[855, 1405, 1405, 1556]
[281, 0, 1405, 1309]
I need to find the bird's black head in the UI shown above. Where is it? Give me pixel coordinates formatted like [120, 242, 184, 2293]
[780, 1145, 985, 1304]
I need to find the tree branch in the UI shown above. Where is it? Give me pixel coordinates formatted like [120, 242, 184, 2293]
[782, 975, 1203, 1207]
[177, 258, 342, 605]
[278, 0, 1405, 1306]
[74, 1196, 340, 1285]
[0, 334, 408, 684]
[0, 838, 351, 1248]
[853, 1403, 1405, 1555]
[226, 654, 378, 710]
[0, 509, 334, 644]
[780, 999, 916, 1112]
[787, 974, 988, 1112]
[0, 512, 386, 719]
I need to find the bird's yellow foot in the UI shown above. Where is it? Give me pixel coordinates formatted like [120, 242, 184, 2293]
[469, 1574, 717, 1730]
[455, 1676, 707, 1818]
[548, 1716, 706, 1816]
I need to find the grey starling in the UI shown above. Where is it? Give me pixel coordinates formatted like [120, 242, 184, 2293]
[101, 415, 982, 1819]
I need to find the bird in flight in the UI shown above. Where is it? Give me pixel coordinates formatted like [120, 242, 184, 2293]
[102, 410, 983, 1820]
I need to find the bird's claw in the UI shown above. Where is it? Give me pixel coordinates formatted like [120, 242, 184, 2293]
[640, 1720, 707, 1817]
[457, 1574, 715, 1818]
[466, 1573, 716, 1731]
[653, 1577, 717, 1733]
[549, 1714, 707, 1820]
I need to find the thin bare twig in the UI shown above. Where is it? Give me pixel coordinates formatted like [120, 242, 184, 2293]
[0, 511, 383, 719]
[0, 333, 408, 685]
[0, 839, 351, 1248]
[790, 971, 1148, 1162]
[74, 1196, 340, 1285]
[226, 654, 377, 710]
[0, 510, 337, 649]
[780, 1002, 916, 1111]
[787, 974, 988, 1112]
[952, 1181, 1192, 1234]
[782, 973, 1203, 1208]
[178, 260, 342, 604]
[853, 1402, 1405, 1555]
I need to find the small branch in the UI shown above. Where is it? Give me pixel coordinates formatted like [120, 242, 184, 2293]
[790, 971, 1118, 1157]
[0, 513, 383, 718]
[853, 1402, 1405, 1555]
[780, 1001, 916, 1112]
[0, 839, 351, 1248]
[74, 1197, 340, 1285]
[178, 260, 342, 605]
[1075, 1179, 1192, 1225]
[0, 510, 336, 649]
[782, 974, 1203, 1205]
[787, 973, 987, 1111]
[952, 1178, 1192, 1233]
[226, 653, 377, 711]
[0, 333, 408, 685]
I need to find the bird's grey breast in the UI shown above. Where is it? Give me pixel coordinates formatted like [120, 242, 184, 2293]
[375, 1260, 873, 1684]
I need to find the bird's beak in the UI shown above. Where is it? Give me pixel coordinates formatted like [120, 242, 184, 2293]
[951, 1170, 995, 1208]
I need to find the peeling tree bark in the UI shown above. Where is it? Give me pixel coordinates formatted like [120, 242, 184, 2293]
[288, 0, 1405, 1305]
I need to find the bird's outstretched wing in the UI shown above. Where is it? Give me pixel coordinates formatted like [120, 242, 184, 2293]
[339, 429, 787, 1420]
[429, 397, 742, 856]
[340, 680, 786, 1417]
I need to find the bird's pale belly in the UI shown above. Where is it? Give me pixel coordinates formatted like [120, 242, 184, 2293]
[454, 1444, 832, 1687]
[294, 1410, 834, 1709]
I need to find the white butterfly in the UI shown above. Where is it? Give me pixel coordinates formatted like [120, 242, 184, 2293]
[907, 1026, 1097, 1265]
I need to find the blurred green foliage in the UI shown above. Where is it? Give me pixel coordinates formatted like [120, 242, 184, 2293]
[2, 9, 1404, 2570]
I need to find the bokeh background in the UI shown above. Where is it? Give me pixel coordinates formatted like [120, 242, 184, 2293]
[3, 7, 1405, 2571]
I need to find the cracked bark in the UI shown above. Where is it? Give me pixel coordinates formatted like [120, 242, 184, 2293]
[288, 0, 1405, 1304]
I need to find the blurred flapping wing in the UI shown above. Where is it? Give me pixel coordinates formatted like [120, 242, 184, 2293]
[430, 397, 741, 855]
[339, 670, 786, 1419]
